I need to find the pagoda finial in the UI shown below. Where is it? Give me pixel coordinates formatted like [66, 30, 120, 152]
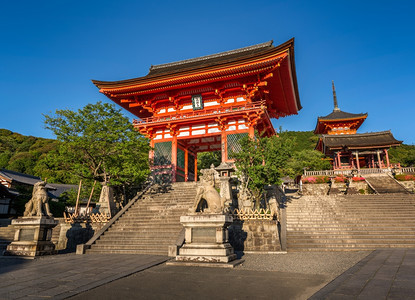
[332, 80, 340, 112]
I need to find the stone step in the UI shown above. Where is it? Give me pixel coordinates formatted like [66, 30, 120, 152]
[102, 228, 181, 235]
[287, 237, 415, 244]
[286, 219, 415, 224]
[287, 226, 415, 232]
[287, 244, 415, 251]
[85, 248, 168, 255]
[111, 219, 182, 225]
[106, 226, 182, 232]
[287, 233, 415, 239]
[95, 237, 176, 244]
[92, 240, 174, 248]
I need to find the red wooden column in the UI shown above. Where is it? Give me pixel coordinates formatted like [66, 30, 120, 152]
[384, 149, 390, 168]
[376, 150, 382, 169]
[221, 130, 228, 163]
[249, 125, 255, 139]
[337, 152, 341, 169]
[184, 148, 189, 182]
[149, 139, 155, 161]
[355, 151, 360, 170]
[194, 154, 198, 182]
[171, 134, 177, 182]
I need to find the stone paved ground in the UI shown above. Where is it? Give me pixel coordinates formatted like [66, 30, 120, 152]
[0, 254, 168, 300]
[310, 249, 415, 300]
[69, 251, 371, 300]
[1, 250, 414, 299]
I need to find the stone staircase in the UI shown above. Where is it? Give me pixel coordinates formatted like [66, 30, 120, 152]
[365, 174, 409, 194]
[0, 219, 14, 253]
[286, 194, 415, 251]
[86, 182, 197, 255]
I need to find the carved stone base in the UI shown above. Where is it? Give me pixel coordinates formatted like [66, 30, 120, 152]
[175, 214, 237, 264]
[4, 216, 58, 257]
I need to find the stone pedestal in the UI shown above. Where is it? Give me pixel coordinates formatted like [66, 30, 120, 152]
[176, 214, 237, 263]
[4, 216, 59, 257]
[93, 185, 116, 217]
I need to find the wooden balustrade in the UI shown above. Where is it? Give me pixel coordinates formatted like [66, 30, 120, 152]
[303, 166, 415, 177]
[133, 101, 266, 125]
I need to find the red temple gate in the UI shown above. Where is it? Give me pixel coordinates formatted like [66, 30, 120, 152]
[93, 39, 301, 181]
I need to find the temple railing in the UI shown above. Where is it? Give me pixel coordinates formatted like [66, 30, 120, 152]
[64, 212, 111, 224]
[304, 168, 392, 177]
[133, 101, 266, 125]
[400, 167, 415, 174]
[229, 208, 275, 221]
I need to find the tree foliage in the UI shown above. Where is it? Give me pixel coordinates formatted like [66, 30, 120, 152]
[389, 144, 415, 167]
[43, 102, 151, 187]
[232, 133, 294, 206]
[0, 128, 57, 177]
[197, 151, 221, 176]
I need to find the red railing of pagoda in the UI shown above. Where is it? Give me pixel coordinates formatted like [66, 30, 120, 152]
[133, 101, 266, 125]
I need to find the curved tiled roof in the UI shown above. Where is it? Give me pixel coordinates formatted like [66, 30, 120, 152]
[318, 110, 367, 121]
[92, 39, 294, 89]
[321, 131, 402, 149]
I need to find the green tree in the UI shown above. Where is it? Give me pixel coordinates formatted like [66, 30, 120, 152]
[232, 133, 294, 207]
[43, 102, 151, 195]
[389, 144, 415, 167]
[197, 151, 221, 175]
[286, 149, 332, 175]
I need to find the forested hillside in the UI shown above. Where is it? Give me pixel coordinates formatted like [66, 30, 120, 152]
[0, 129, 57, 180]
[2, 128, 414, 183]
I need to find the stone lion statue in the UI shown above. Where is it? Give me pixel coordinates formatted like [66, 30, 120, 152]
[24, 181, 53, 217]
[191, 168, 223, 214]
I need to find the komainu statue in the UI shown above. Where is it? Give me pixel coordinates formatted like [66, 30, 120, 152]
[191, 168, 223, 213]
[24, 181, 53, 217]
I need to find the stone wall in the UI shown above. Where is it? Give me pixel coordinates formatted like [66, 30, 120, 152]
[302, 184, 329, 195]
[302, 181, 371, 195]
[53, 220, 105, 252]
[399, 181, 415, 193]
[348, 181, 370, 194]
[229, 219, 281, 252]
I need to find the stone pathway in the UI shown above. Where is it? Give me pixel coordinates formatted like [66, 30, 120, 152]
[0, 254, 167, 300]
[1, 249, 415, 299]
[310, 249, 415, 299]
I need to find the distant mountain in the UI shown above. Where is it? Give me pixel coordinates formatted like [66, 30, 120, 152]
[0, 128, 57, 178]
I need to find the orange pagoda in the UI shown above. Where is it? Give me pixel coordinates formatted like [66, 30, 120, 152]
[93, 39, 301, 182]
[315, 82, 402, 170]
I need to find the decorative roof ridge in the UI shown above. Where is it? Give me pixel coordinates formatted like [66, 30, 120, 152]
[321, 130, 392, 138]
[317, 111, 368, 119]
[149, 41, 274, 71]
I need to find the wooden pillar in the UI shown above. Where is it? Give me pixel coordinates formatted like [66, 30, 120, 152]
[384, 149, 390, 168]
[337, 152, 341, 169]
[376, 150, 382, 169]
[184, 148, 189, 182]
[248, 125, 255, 139]
[149, 139, 155, 161]
[221, 130, 228, 163]
[355, 151, 360, 170]
[194, 154, 198, 182]
[171, 135, 177, 182]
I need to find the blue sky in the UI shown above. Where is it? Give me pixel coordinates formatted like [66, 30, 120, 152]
[1, 0, 414, 144]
